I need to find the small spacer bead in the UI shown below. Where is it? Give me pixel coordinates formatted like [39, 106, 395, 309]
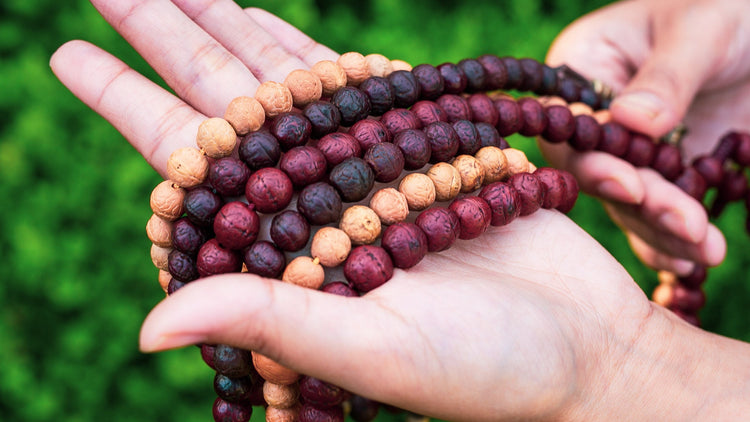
[399, 173, 437, 211]
[196, 117, 237, 159]
[337, 52, 371, 86]
[365, 53, 394, 77]
[223, 96, 265, 135]
[166, 146, 209, 188]
[283, 69, 323, 108]
[282, 256, 325, 290]
[390, 59, 413, 71]
[339, 205, 382, 245]
[255, 81, 294, 118]
[310, 60, 348, 97]
[369, 187, 410, 225]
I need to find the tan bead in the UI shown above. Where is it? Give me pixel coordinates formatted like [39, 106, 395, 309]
[224, 96, 265, 135]
[365, 53, 393, 77]
[282, 256, 325, 290]
[150, 244, 172, 271]
[284, 69, 323, 108]
[310, 60, 347, 97]
[426, 162, 461, 202]
[150, 180, 186, 221]
[369, 188, 409, 225]
[158, 269, 171, 292]
[337, 52, 370, 86]
[255, 81, 294, 118]
[311, 227, 351, 267]
[196, 117, 237, 159]
[652, 283, 675, 307]
[538, 96, 567, 107]
[265, 404, 300, 422]
[527, 162, 538, 173]
[568, 102, 594, 116]
[593, 109, 612, 124]
[452, 155, 485, 193]
[252, 352, 300, 385]
[166, 147, 209, 188]
[399, 173, 436, 211]
[339, 205, 381, 245]
[390, 59, 413, 71]
[146, 214, 173, 248]
[263, 382, 300, 409]
[502, 148, 530, 176]
[474, 146, 508, 184]
[657, 270, 678, 285]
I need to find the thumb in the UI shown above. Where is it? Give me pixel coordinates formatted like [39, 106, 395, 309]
[610, 7, 724, 138]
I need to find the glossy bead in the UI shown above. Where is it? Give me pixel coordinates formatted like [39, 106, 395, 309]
[414, 207, 461, 252]
[270, 210, 311, 252]
[344, 245, 394, 293]
[423, 121, 459, 163]
[475, 123, 506, 149]
[213, 201, 260, 250]
[349, 119, 391, 151]
[209, 156, 251, 197]
[381, 222, 428, 268]
[168, 249, 199, 282]
[243, 240, 286, 279]
[478, 181, 521, 226]
[331, 86, 372, 126]
[328, 157, 375, 202]
[387, 70, 421, 108]
[449, 196, 491, 240]
[279, 146, 327, 188]
[393, 129, 432, 170]
[271, 112, 312, 151]
[303, 101, 342, 139]
[364, 142, 405, 183]
[213, 344, 253, 378]
[213, 373, 255, 406]
[467, 94, 498, 126]
[297, 182, 342, 225]
[411, 63, 444, 100]
[437, 62, 468, 94]
[238, 129, 281, 170]
[184, 186, 223, 227]
[359, 76, 395, 116]
[245, 167, 294, 213]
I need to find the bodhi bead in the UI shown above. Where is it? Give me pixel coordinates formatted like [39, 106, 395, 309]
[157, 269, 171, 292]
[517, 97, 548, 137]
[411, 63, 445, 100]
[675, 167, 708, 201]
[252, 352, 300, 385]
[692, 155, 724, 187]
[365, 53, 394, 77]
[340, 205, 382, 245]
[238, 129, 281, 170]
[449, 196, 491, 240]
[467, 93, 498, 126]
[297, 182, 343, 225]
[171, 217, 206, 255]
[243, 240, 286, 279]
[652, 142, 684, 181]
[244, 167, 294, 213]
[598, 122, 630, 157]
[475, 123, 507, 149]
[299, 403, 344, 422]
[569, 114, 601, 151]
[344, 245, 394, 293]
[266, 406, 301, 422]
[369, 187, 410, 225]
[452, 120, 482, 155]
[303, 101, 342, 139]
[452, 154, 485, 193]
[387, 70, 421, 108]
[393, 128, 432, 170]
[271, 112, 312, 151]
[380, 108, 422, 134]
[279, 146, 327, 188]
[437, 63, 468, 94]
[423, 121, 460, 163]
[349, 119, 392, 151]
[299, 376, 348, 408]
[255, 81, 294, 118]
[213, 201, 260, 250]
[311, 227, 352, 267]
[150, 180, 186, 221]
[414, 207, 460, 252]
[184, 186, 223, 227]
[209, 156, 251, 197]
[364, 142, 405, 183]
[437, 94, 471, 123]
[311, 60, 348, 97]
[270, 210, 311, 252]
[146, 214, 173, 248]
[411, 100, 448, 126]
[337, 51, 371, 86]
[359, 76, 395, 116]
[391, 59, 412, 71]
[508, 172, 545, 216]
[167, 147, 209, 188]
[477, 54, 509, 90]
[282, 256, 325, 290]
[426, 162, 462, 202]
[196, 117, 237, 159]
[381, 222, 428, 269]
[317, 132, 362, 168]
[494, 98, 523, 137]
[197, 238, 242, 277]
[331, 86, 372, 126]
[328, 157, 375, 202]
[542, 105, 576, 143]
[212, 398, 253, 422]
[478, 181, 521, 226]
[502, 148, 531, 176]
[518, 58, 544, 92]
[534, 167, 567, 209]
[475, 146, 508, 184]
[263, 382, 300, 409]
[557, 170, 579, 214]
[213, 345, 253, 378]
[213, 373, 255, 404]
[284, 69, 323, 108]
[623, 133, 657, 167]
[457, 58, 487, 92]
[167, 249, 199, 282]
[399, 173, 437, 211]
[321, 281, 358, 297]
[224, 95, 265, 135]
[166, 278, 186, 295]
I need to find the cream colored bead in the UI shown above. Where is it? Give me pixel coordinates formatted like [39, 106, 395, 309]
[263, 382, 300, 409]
[502, 148, 530, 176]
[426, 162, 461, 202]
[310, 60, 348, 97]
[158, 269, 171, 292]
[196, 117, 237, 158]
[252, 352, 300, 385]
[265, 405, 300, 422]
[284, 69, 323, 108]
[399, 173, 436, 211]
[593, 109, 612, 124]
[527, 162, 538, 172]
[474, 146, 508, 184]
[452, 155, 485, 193]
[282, 256, 325, 290]
[369, 188, 410, 224]
[365, 53, 393, 77]
[166, 147, 209, 188]
[146, 214, 173, 248]
[311, 227, 351, 267]
[339, 205, 381, 245]
[337, 52, 370, 86]
[255, 81, 294, 118]
[150, 180, 185, 221]
[150, 244, 172, 271]
[538, 96, 568, 107]
[568, 102, 594, 116]
[224, 96, 265, 135]
[390, 59, 413, 71]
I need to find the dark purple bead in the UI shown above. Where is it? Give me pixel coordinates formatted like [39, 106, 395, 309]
[271, 112, 312, 151]
[167, 278, 186, 295]
[537, 64, 559, 95]
[393, 129, 431, 170]
[411, 100, 448, 126]
[380, 108, 422, 134]
[501, 57, 523, 89]
[597, 122, 631, 157]
[449, 196, 491, 240]
[712, 131, 740, 163]
[184, 186, 223, 227]
[213, 345, 253, 378]
[477, 54, 508, 90]
[303, 101, 342, 139]
[478, 181, 521, 226]
[674, 167, 708, 201]
[542, 105, 575, 143]
[328, 157, 375, 202]
[331, 86, 372, 126]
[168, 249, 200, 282]
[437, 62, 468, 94]
[197, 238, 242, 277]
[557, 78, 581, 103]
[172, 217, 207, 256]
[381, 222, 428, 269]
[238, 129, 281, 170]
[298, 402, 344, 422]
[364, 142, 405, 183]
[213, 201, 260, 250]
[718, 168, 747, 201]
[651, 142, 684, 181]
[297, 182, 342, 225]
[411, 63, 444, 100]
[279, 145, 327, 187]
[243, 240, 285, 279]
[299, 376, 347, 408]
[270, 210, 310, 252]
[321, 281, 358, 297]
[201, 344, 217, 370]
[209, 157, 251, 197]
[623, 133, 656, 167]
[671, 285, 706, 313]
[244, 167, 294, 213]
[414, 207, 461, 252]
[556, 170, 579, 213]
[494, 98, 523, 137]
[452, 120, 482, 155]
[467, 93, 498, 126]
[212, 397, 253, 422]
[579, 86, 600, 109]
[316, 132, 362, 169]
[678, 265, 707, 289]
[733, 132, 750, 166]
[349, 395, 380, 422]
[457, 58, 487, 92]
[518, 58, 544, 92]
[344, 245, 394, 293]
[692, 155, 724, 187]
[436, 94, 472, 123]
[508, 172, 544, 216]
[349, 119, 391, 151]
[475, 122, 506, 149]
[568, 114, 601, 151]
[359, 76, 395, 116]
[534, 167, 566, 209]
[387, 70, 421, 108]
[213, 373, 254, 404]
[423, 121, 459, 163]
[517, 97, 548, 137]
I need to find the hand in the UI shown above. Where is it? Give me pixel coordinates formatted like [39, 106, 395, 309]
[542, 0, 750, 274]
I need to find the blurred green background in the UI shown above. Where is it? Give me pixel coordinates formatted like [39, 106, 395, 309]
[1, 0, 748, 421]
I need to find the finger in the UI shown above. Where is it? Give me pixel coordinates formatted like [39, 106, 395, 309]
[91, 0, 259, 117]
[50, 40, 203, 176]
[244, 7, 340, 65]
[171, 0, 311, 81]
[624, 231, 696, 275]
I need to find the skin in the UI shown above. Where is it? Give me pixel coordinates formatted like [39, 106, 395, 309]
[50, 1, 750, 420]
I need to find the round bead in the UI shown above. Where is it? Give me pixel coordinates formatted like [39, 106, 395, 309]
[543, 105, 575, 143]
[337, 52, 371, 86]
[652, 142, 684, 181]
[477, 54, 508, 90]
[692, 155, 724, 187]
[213, 344, 253, 378]
[411, 100, 448, 126]
[168, 249, 199, 282]
[457, 58, 486, 92]
[557, 170, 580, 213]
[380, 108, 422, 134]
[478, 182, 521, 226]
[509, 172, 544, 216]
[150, 244, 171, 271]
[255, 81, 294, 118]
[167, 278, 186, 295]
[414, 207, 460, 252]
[311, 60, 348, 97]
[390, 59, 412, 71]
[282, 256, 325, 290]
[238, 129, 281, 170]
[297, 182, 342, 225]
[299, 403, 344, 422]
[311, 227, 352, 267]
[387, 70, 421, 108]
[449, 196, 491, 240]
[426, 162, 462, 202]
[452, 154, 485, 193]
[331, 86, 372, 126]
[411, 63, 444, 100]
[349, 119, 392, 151]
[364, 142, 405, 183]
[224, 95, 265, 135]
[270, 112, 312, 151]
[501, 56, 523, 89]
[494, 98, 523, 137]
[303, 100, 342, 139]
[569, 114, 601, 151]
[171, 217, 206, 255]
[197, 238, 242, 277]
[475, 146, 508, 184]
[467, 93, 498, 126]
[534, 167, 567, 209]
[212, 397, 253, 422]
[299, 376, 347, 409]
[517, 97, 548, 137]
[264, 382, 300, 409]
[270, 210, 311, 252]
[623, 133, 657, 167]
[475, 123, 506, 149]
[316, 132, 362, 168]
[166, 147, 209, 188]
[423, 121, 459, 163]
[598, 122, 630, 157]
[381, 222, 428, 269]
[284, 69, 322, 108]
[674, 167, 708, 201]
[244, 167, 294, 213]
[437, 62, 467, 94]
[279, 146, 327, 187]
[252, 352, 300, 385]
[243, 240, 285, 279]
[557, 78, 581, 103]
[146, 214, 173, 248]
[209, 156, 251, 197]
[213, 201, 260, 250]
[359, 76, 395, 116]
[502, 148, 530, 176]
[437, 94, 472, 123]
[452, 120, 482, 156]
[158, 269, 171, 292]
[365, 53, 394, 77]
[184, 186, 223, 227]
[340, 205, 382, 245]
[369, 188, 410, 225]
[399, 173, 436, 211]
[393, 129, 432, 170]
[518, 58, 544, 92]
[328, 157, 375, 202]
[213, 373, 255, 404]
[344, 245, 394, 293]
[321, 281, 358, 297]
[150, 180, 186, 221]
[196, 117, 237, 159]
[266, 405, 301, 422]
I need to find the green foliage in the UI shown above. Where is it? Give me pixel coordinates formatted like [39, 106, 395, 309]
[0, 0, 747, 421]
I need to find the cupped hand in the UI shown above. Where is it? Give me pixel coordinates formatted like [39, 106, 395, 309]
[542, 0, 750, 273]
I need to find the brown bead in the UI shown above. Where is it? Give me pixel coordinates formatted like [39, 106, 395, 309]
[224, 96, 265, 135]
[157, 269, 171, 292]
[310, 60, 347, 97]
[311, 227, 352, 267]
[340, 205, 382, 245]
[263, 382, 300, 409]
[282, 256, 325, 290]
[344, 245, 394, 293]
[369, 188, 410, 225]
[390, 59, 413, 71]
[252, 352, 300, 385]
[399, 173, 437, 211]
[146, 214, 173, 248]
[150, 244, 172, 271]
[474, 146, 508, 184]
[568, 102, 594, 116]
[449, 196, 491, 240]
[166, 147, 209, 188]
[452, 154, 485, 193]
[265, 404, 301, 422]
[284, 69, 323, 108]
[426, 162, 462, 201]
[150, 180, 186, 221]
[502, 148, 530, 176]
[365, 53, 394, 77]
[337, 52, 371, 86]
[196, 117, 237, 159]
[255, 81, 294, 118]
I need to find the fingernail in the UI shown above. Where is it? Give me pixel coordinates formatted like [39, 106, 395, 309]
[140, 332, 206, 353]
[597, 178, 642, 204]
[657, 210, 701, 242]
[671, 258, 695, 276]
[613, 91, 667, 120]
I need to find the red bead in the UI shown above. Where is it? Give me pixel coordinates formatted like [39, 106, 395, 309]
[269, 210, 310, 252]
[652, 143, 684, 181]
[364, 142, 405, 183]
[344, 245, 394, 293]
[534, 167, 566, 209]
[508, 172, 544, 216]
[271, 112, 312, 151]
[477, 54, 508, 90]
[518, 58, 543, 92]
[381, 222, 429, 269]
[393, 129, 432, 170]
[414, 207, 461, 252]
[568, 114, 601, 151]
[299, 376, 348, 408]
[542, 105, 575, 143]
[467, 93, 498, 126]
[213, 201, 260, 250]
[380, 108, 422, 134]
[316, 132, 362, 169]
[733, 132, 750, 166]
[517, 97, 548, 137]
[556, 170, 579, 213]
[279, 146, 327, 188]
[212, 397, 253, 422]
[411, 100, 448, 126]
[449, 196, 492, 240]
[452, 120, 482, 155]
[436, 94, 472, 123]
[674, 167, 708, 201]
[692, 155, 724, 187]
[359, 76, 394, 116]
[500, 57, 523, 89]
[244, 167, 294, 213]
[349, 119, 391, 151]
[437, 62, 468, 94]
[243, 240, 285, 279]
[478, 181, 521, 226]
[412, 63, 445, 100]
[423, 121, 460, 163]
[321, 281, 358, 297]
[598, 122, 630, 157]
[197, 238, 242, 277]
[457, 58, 487, 92]
[494, 98, 523, 137]
[209, 157, 251, 197]
[387, 70, 420, 108]
[623, 133, 656, 167]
